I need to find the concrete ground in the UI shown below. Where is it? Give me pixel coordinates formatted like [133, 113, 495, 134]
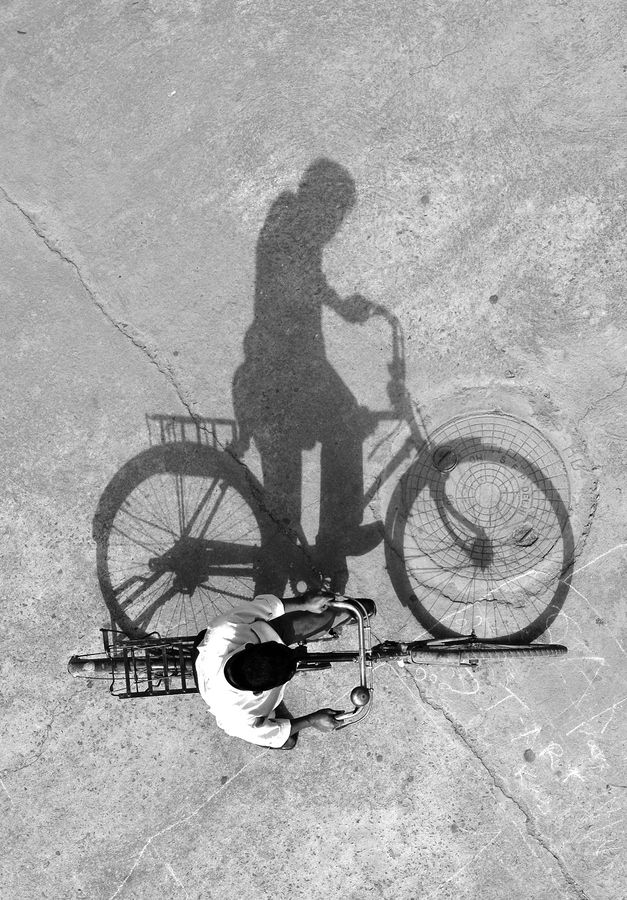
[1, 2, 625, 898]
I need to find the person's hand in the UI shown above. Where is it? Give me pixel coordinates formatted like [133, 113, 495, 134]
[302, 592, 333, 614]
[309, 709, 345, 732]
[342, 293, 373, 324]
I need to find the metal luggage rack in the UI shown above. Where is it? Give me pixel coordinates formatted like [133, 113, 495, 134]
[146, 413, 239, 450]
[101, 630, 201, 699]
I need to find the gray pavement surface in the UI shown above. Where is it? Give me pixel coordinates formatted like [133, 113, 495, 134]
[1, 2, 625, 899]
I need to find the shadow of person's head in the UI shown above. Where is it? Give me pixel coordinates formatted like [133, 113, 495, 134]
[295, 158, 356, 247]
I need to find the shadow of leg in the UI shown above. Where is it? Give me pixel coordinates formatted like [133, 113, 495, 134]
[254, 442, 303, 596]
[316, 399, 383, 590]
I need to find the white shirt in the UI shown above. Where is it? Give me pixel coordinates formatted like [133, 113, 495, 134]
[195, 594, 292, 748]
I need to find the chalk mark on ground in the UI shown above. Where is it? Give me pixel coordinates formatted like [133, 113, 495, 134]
[390, 663, 591, 900]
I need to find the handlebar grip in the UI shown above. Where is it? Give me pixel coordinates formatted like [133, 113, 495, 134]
[334, 686, 371, 722]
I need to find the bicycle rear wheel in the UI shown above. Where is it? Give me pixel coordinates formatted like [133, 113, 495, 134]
[68, 655, 114, 677]
[94, 443, 279, 638]
[68, 654, 175, 677]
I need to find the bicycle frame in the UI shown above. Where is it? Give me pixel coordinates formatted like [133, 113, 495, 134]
[69, 593, 567, 737]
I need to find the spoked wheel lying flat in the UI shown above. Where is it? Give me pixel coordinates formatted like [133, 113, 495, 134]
[94, 443, 279, 638]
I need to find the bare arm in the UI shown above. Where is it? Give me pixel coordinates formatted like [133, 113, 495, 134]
[312, 269, 373, 324]
[281, 591, 335, 615]
[288, 709, 345, 736]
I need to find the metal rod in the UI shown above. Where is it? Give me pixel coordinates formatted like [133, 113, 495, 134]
[327, 598, 374, 726]
[122, 649, 132, 696]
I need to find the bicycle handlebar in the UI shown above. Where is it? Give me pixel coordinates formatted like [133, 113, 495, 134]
[327, 598, 374, 727]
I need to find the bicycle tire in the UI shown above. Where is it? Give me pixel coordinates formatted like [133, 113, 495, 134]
[68, 655, 114, 677]
[410, 642, 567, 663]
[93, 443, 280, 638]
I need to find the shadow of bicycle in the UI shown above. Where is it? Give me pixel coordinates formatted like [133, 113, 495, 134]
[91, 157, 582, 644]
[93, 408, 578, 646]
[92, 414, 322, 639]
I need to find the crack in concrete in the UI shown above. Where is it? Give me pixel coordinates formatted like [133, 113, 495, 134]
[401, 666, 591, 900]
[580, 370, 627, 423]
[0, 184, 198, 419]
[412, 42, 473, 75]
[107, 674, 365, 897]
[0, 687, 92, 779]
[382, 43, 473, 119]
[0, 185, 314, 573]
[108, 750, 266, 900]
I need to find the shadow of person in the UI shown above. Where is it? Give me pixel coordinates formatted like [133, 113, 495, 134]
[233, 159, 382, 594]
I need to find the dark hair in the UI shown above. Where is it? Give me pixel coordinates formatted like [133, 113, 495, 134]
[224, 642, 298, 691]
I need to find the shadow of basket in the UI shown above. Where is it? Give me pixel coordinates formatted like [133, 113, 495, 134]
[145, 413, 240, 451]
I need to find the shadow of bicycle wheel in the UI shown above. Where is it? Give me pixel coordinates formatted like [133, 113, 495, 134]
[92, 427, 320, 638]
[384, 415, 576, 643]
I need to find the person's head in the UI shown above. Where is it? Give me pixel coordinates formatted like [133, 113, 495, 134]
[296, 158, 356, 245]
[224, 642, 299, 692]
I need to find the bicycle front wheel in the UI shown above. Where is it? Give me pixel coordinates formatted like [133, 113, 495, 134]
[94, 443, 278, 638]
[410, 642, 567, 663]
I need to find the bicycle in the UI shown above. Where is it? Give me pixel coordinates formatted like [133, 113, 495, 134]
[68, 598, 567, 729]
[91, 303, 585, 645]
